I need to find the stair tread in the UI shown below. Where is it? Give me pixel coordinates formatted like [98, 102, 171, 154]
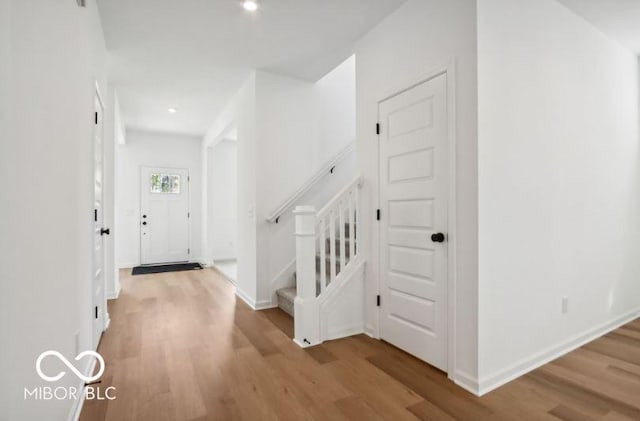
[276, 286, 297, 300]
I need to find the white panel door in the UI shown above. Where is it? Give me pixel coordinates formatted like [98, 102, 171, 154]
[379, 74, 448, 371]
[93, 95, 107, 349]
[140, 167, 190, 265]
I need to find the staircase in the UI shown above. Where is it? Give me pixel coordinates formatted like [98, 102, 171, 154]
[272, 175, 363, 347]
[276, 224, 354, 317]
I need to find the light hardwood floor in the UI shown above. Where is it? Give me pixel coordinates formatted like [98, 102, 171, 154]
[81, 268, 640, 421]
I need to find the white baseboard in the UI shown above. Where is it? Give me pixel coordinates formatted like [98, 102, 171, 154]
[236, 287, 277, 310]
[364, 330, 379, 340]
[235, 287, 256, 309]
[117, 261, 137, 269]
[68, 355, 98, 421]
[326, 323, 364, 341]
[476, 307, 640, 396]
[212, 255, 237, 262]
[194, 257, 213, 267]
[256, 301, 278, 310]
[454, 370, 480, 396]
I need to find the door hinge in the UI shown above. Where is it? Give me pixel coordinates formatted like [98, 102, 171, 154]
[376, 295, 381, 307]
[188, 176, 190, 182]
[376, 209, 380, 221]
[94, 111, 98, 125]
[94, 209, 98, 222]
[94, 306, 98, 319]
[376, 123, 380, 135]
[188, 248, 190, 254]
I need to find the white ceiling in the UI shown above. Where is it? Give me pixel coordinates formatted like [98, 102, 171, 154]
[557, 0, 640, 54]
[97, 0, 406, 136]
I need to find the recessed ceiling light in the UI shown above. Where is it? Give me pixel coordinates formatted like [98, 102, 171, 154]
[168, 107, 177, 114]
[243, 1, 258, 12]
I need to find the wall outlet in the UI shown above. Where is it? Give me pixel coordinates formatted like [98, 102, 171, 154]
[561, 297, 569, 314]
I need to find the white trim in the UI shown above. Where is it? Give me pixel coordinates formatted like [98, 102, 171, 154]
[318, 257, 366, 339]
[235, 287, 278, 311]
[255, 301, 278, 310]
[373, 61, 458, 375]
[194, 257, 213, 267]
[211, 255, 237, 262]
[107, 283, 121, 300]
[316, 175, 362, 220]
[93, 87, 107, 352]
[326, 322, 365, 341]
[266, 142, 356, 223]
[67, 355, 98, 421]
[117, 262, 137, 269]
[476, 307, 640, 396]
[364, 330, 378, 340]
[235, 287, 256, 308]
[454, 370, 480, 396]
[293, 338, 314, 348]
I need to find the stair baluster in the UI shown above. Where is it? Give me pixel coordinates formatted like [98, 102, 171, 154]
[288, 175, 362, 347]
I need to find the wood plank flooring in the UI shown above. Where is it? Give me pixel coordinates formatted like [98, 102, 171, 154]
[81, 268, 640, 421]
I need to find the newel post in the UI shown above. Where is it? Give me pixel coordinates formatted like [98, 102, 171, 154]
[293, 205, 320, 347]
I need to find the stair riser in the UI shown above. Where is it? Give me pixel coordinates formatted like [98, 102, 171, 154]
[277, 294, 294, 317]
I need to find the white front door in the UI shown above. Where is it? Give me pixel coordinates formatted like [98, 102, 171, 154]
[378, 74, 449, 371]
[140, 167, 190, 265]
[93, 94, 107, 349]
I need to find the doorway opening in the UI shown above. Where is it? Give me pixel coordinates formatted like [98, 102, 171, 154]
[206, 132, 238, 283]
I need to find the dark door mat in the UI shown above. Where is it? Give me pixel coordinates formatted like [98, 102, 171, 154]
[132, 262, 203, 275]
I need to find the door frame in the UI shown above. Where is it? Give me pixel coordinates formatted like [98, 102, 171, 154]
[372, 61, 458, 377]
[93, 82, 109, 345]
[139, 166, 192, 265]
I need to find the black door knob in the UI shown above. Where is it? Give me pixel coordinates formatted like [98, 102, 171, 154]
[431, 232, 445, 243]
[100, 228, 110, 236]
[143, 215, 147, 218]
[142, 221, 147, 226]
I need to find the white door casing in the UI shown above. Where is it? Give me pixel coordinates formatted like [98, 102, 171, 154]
[378, 74, 448, 371]
[140, 167, 190, 265]
[92, 93, 107, 349]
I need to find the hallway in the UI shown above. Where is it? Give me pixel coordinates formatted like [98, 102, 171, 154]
[81, 269, 640, 421]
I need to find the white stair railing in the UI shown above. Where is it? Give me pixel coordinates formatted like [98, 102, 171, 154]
[293, 175, 361, 347]
[266, 142, 355, 224]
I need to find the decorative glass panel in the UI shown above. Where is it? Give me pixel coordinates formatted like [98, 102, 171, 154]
[150, 173, 181, 194]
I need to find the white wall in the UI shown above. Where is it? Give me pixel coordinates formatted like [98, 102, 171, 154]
[207, 140, 238, 261]
[477, 0, 640, 394]
[255, 57, 357, 306]
[0, 0, 11, 416]
[204, 59, 356, 309]
[0, 1, 108, 419]
[116, 130, 203, 267]
[203, 74, 258, 303]
[354, 0, 479, 389]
